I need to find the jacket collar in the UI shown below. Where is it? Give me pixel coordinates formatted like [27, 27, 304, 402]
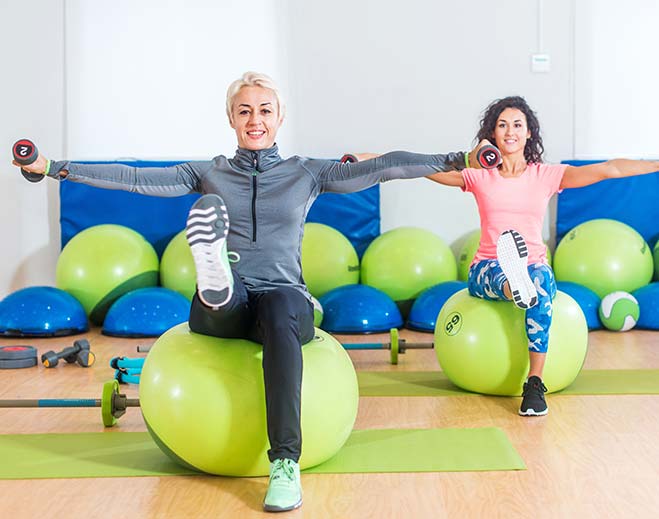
[231, 144, 282, 172]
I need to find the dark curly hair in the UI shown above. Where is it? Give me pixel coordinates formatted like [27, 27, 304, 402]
[476, 96, 544, 164]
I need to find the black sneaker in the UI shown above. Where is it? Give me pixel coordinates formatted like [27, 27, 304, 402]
[519, 376, 548, 416]
[186, 194, 233, 309]
[496, 229, 538, 309]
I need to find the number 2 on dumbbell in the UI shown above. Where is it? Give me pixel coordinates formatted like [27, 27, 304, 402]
[476, 145, 502, 169]
[12, 138, 45, 183]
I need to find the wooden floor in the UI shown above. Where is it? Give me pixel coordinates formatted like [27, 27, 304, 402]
[1, 328, 659, 518]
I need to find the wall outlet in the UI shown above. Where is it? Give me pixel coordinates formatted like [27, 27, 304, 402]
[530, 53, 551, 73]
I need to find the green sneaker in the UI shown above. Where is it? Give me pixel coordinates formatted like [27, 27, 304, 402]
[186, 194, 234, 308]
[263, 458, 302, 513]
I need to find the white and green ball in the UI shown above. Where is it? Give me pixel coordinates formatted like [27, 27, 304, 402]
[598, 291, 640, 331]
[311, 296, 324, 327]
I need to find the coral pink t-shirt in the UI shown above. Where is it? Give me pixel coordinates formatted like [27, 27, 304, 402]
[461, 163, 567, 264]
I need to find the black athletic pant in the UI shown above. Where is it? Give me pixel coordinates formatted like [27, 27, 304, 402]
[189, 271, 315, 462]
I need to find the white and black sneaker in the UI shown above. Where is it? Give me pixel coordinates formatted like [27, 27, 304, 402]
[496, 229, 537, 309]
[186, 194, 233, 309]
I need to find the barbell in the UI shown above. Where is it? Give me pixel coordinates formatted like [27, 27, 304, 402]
[136, 328, 435, 365]
[0, 379, 139, 427]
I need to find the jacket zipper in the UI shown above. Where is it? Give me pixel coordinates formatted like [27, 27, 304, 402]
[251, 158, 258, 242]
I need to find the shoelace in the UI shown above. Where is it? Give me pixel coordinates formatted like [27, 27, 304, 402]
[524, 379, 548, 396]
[270, 459, 295, 483]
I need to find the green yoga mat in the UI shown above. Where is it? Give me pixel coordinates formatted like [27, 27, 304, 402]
[357, 369, 659, 397]
[0, 428, 524, 480]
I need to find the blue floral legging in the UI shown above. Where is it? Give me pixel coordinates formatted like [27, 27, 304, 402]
[468, 260, 556, 353]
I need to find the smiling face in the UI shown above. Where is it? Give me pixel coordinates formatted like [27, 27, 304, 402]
[492, 107, 531, 157]
[229, 86, 283, 150]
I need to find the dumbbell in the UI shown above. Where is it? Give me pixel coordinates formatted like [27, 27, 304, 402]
[475, 144, 502, 169]
[41, 339, 96, 368]
[12, 139, 45, 183]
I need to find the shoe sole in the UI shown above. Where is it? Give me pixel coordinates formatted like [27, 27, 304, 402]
[263, 498, 303, 513]
[496, 230, 537, 309]
[186, 194, 232, 308]
[519, 408, 548, 416]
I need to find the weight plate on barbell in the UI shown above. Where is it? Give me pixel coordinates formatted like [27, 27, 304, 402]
[389, 328, 399, 365]
[101, 379, 119, 427]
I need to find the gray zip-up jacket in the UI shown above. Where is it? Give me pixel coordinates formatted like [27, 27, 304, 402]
[50, 145, 465, 297]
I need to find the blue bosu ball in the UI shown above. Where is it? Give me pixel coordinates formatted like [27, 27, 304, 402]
[102, 287, 190, 337]
[632, 282, 659, 330]
[0, 286, 88, 337]
[406, 281, 468, 332]
[556, 281, 602, 330]
[319, 284, 403, 333]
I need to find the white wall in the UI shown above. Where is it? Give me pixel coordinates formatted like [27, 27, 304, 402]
[1, 0, 656, 296]
[282, 0, 575, 252]
[574, 0, 659, 159]
[0, 0, 64, 294]
[65, 0, 290, 159]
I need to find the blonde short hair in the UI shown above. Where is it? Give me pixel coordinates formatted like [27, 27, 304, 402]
[226, 71, 285, 122]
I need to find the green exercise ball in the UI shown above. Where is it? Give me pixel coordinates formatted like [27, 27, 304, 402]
[361, 227, 457, 303]
[457, 230, 552, 281]
[140, 324, 358, 476]
[434, 290, 587, 396]
[301, 223, 359, 298]
[311, 295, 324, 326]
[457, 230, 481, 281]
[654, 241, 659, 281]
[160, 230, 196, 300]
[56, 225, 159, 325]
[553, 219, 652, 298]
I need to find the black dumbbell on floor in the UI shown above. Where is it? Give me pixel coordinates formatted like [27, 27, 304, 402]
[41, 339, 96, 368]
[12, 138, 45, 183]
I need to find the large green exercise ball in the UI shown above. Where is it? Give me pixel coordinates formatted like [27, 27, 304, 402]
[457, 230, 552, 281]
[140, 324, 358, 476]
[361, 227, 457, 303]
[56, 225, 159, 325]
[553, 219, 653, 298]
[301, 223, 360, 298]
[160, 230, 196, 300]
[457, 230, 481, 281]
[434, 290, 587, 396]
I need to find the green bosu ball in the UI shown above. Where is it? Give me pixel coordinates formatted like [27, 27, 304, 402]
[434, 290, 587, 396]
[457, 230, 552, 282]
[140, 324, 358, 476]
[56, 224, 159, 325]
[301, 223, 360, 298]
[361, 227, 457, 302]
[160, 230, 196, 300]
[553, 219, 653, 298]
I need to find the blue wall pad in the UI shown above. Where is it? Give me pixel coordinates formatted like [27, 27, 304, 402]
[102, 287, 190, 338]
[407, 281, 468, 332]
[0, 286, 88, 337]
[61, 161, 380, 258]
[558, 161, 659, 247]
[319, 284, 403, 333]
[556, 281, 602, 330]
[632, 283, 659, 330]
